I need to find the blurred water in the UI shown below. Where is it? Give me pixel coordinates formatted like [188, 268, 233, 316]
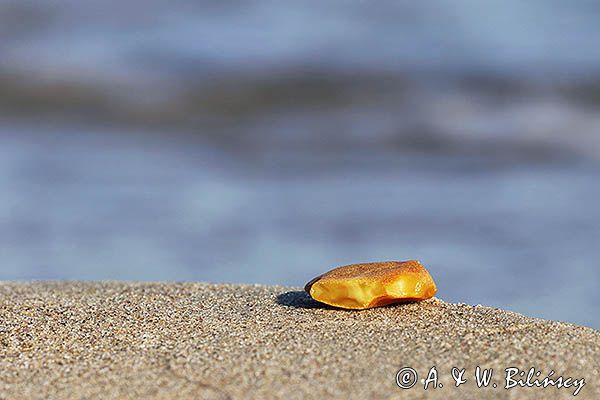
[1, 1, 600, 329]
[1, 123, 599, 328]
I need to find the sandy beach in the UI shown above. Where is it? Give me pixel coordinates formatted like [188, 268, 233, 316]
[1, 282, 598, 399]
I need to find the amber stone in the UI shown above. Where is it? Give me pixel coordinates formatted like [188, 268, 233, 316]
[304, 260, 437, 310]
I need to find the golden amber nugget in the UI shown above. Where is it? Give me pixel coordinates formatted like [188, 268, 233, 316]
[304, 260, 437, 309]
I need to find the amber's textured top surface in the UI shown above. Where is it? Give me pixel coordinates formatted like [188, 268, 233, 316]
[305, 261, 429, 289]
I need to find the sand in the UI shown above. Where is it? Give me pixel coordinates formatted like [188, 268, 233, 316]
[0, 282, 598, 399]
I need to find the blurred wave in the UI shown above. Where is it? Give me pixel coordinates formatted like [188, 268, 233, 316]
[2, 69, 600, 161]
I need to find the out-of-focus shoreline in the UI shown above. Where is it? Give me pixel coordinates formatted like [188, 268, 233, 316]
[2, 69, 600, 163]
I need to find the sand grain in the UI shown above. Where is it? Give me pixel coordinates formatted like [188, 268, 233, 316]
[0, 282, 598, 399]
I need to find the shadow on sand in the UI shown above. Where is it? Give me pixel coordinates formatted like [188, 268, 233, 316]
[275, 290, 334, 309]
[276, 290, 423, 311]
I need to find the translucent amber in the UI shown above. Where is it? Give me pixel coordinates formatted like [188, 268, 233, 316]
[304, 260, 437, 310]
